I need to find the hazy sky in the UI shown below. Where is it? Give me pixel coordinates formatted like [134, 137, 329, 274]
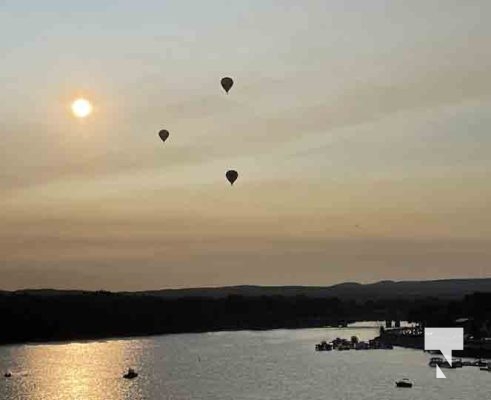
[1, 0, 490, 290]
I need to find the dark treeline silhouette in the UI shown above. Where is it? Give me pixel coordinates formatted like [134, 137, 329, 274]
[1, 290, 489, 345]
[408, 292, 491, 338]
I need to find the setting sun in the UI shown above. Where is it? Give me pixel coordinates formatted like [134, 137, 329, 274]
[71, 98, 93, 118]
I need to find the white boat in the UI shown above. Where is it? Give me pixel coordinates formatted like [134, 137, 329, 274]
[395, 378, 413, 388]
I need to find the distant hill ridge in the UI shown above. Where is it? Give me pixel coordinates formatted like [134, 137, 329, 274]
[5, 278, 491, 300]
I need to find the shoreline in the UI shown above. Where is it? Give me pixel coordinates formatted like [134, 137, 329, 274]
[378, 329, 491, 358]
[3, 325, 490, 361]
[0, 323, 364, 348]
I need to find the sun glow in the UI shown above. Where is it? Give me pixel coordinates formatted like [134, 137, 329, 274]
[71, 98, 93, 118]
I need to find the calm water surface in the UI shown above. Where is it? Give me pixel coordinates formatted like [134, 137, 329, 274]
[1, 324, 489, 400]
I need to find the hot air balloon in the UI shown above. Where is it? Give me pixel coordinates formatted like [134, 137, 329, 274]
[226, 170, 238, 185]
[158, 129, 169, 143]
[221, 77, 234, 94]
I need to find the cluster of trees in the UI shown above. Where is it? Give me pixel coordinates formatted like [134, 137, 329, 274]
[0, 291, 489, 345]
[407, 292, 491, 338]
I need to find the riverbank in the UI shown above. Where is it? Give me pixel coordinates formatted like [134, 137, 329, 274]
[378, 327, 491, 358]
[2, 290, 489, 348]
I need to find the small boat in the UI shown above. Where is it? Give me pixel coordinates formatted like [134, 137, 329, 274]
[4, 371, 12, 378]
[473, 360, 488, 368]
[123, 368, 138, 379]
[428, 357, 462, 368]
[395, 378, 413, 388]
[355, 341, 370, 350]
[479, 363, 491, 372]
[315, 341, 333, 351]
[429, 357, 444, 367]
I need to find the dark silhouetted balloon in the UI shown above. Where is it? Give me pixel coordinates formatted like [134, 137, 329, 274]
[158, 129, 169, 142]
[221, 77, 234, 94]
[226, 170, 238, 185]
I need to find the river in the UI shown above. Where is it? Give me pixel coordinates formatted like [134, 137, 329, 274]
[0, 323, 489, 399]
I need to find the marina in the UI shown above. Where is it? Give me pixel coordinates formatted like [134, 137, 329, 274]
[315, 336, 393, 351]
[314, 325, 491, 375]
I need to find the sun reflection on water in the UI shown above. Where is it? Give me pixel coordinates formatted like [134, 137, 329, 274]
[8, 340, 145, 400]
